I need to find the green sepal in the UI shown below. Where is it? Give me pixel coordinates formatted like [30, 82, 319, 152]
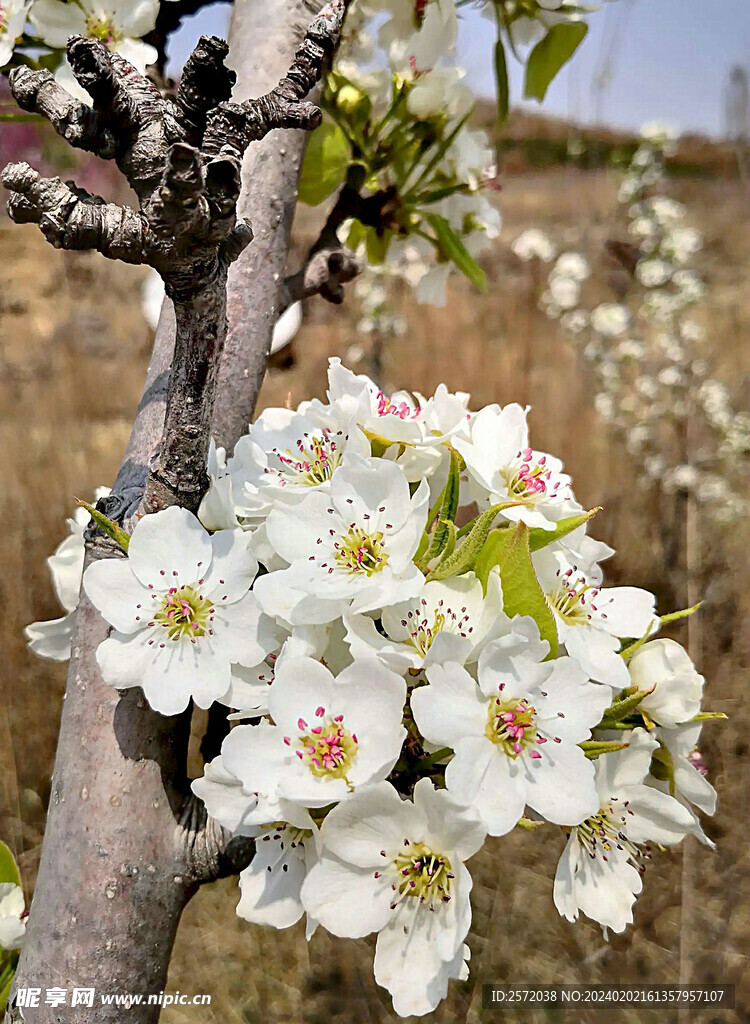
[475, 522, 558, 658]
[528, 507, 602, 553]
[597, 687, 653, 729]
[650, 744, 675, 795]
[426, 502, 519, 582]
[77, 500, 130, 553]
[659, 602, 702, 626]
[515, 816, 545, 831]
[689, 711, 728, 722]
[417, 450, 461, 570]
[580, 740, 630, 759]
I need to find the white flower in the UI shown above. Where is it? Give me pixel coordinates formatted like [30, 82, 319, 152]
[83, 508, 277, 715]
[345, 572, 507, 673]
[662, 226, 702, 265]
[415, 262, 450, 307]
[0, 882, 25, 950]
[628, 639, 703, 727]
[379, 0, 458, 71]
[511, 228, 556, 263]
[238, 821, 321, 936]
[652, 721, 716, 833]
[533, 548, 657, 691]
[30, 0, 159, 80]
[0, 0, 31, 68]
[453, 403, 576, 531]
[326, 358, 423, 443]
[254, 455, 428, 625]
[25, 487, 110, 661]
[229, 401, 370, 521]
[591, 303, 629, 337]
[413, 618, 608, 835]
[553, 729, 694, 933]
[406, 65, 473, 121]
[552, 252, 590, 282]
[221, 655, 406, 813]
[300, 778, 486, 1018]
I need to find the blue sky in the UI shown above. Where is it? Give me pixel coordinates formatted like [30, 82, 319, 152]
[168, 0, 749, 137]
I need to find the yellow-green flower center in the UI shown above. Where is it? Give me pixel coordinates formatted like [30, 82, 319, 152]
[485, 696, 541, 758]
[271, 431, 343, 487]
[547, 575, 599, 627]
[575, 800, 642, 863]
[85, 15, 120, 46]
[334, 526, 388, 575]
[290, 709, 358, 782]
[391, 841, 454, 908]
[153, 585, 214, 640]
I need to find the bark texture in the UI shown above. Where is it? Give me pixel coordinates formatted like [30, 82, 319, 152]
[3, 2, 348, 1020]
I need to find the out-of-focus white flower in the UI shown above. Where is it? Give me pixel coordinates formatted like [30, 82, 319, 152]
[636, 258, 672, 289]
[552, 252, 590, 282]
[591, 303, 629, 337]
[406, 65, 473, 120]
[547, 274, 580, 310]
[511, 228, 556, 263]
[378, 0, 458, 71]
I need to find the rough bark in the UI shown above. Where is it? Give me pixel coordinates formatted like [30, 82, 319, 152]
[3, 2, 347, 1020]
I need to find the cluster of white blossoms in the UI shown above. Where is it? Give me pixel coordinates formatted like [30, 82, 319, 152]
[25, 358, 721, 1016]
[514, 124, 749, 524]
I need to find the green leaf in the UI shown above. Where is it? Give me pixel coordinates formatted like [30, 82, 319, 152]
[77, 500, 130, 553]
[418, 450, 461, 569]
[580, 740, 629, 759]
[524, 22, 588, 103]
[425, 213, 487, 291]
[0, 112, 45, 122]
[297, 122, 351, 206]
[475, 523, 558, 657]
[528, 507, 602, 552]
[0, 953, 18, 1014]
[689, 711, 728, 722]
[494, 37, 510, 124]
[0, 842, 21, 887]
[426, 502, 518, 582]
[597, 687, 653, 728]
[650, 744, 675, 792]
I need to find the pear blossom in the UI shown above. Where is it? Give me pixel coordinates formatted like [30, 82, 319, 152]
[30, 0, 159, 85]
[406, 65, 473, 120]
[326, 357, 424, 443]
[0, 882, 25, 950]
[83, 507, 277, 715]
[628, 638, 703, 727]
[553, 729, 695, 933]
[345, 572, 507, 674]
[413, 618, 609, 835]
[0, 0, 31, 68]
[254, 455, 429, 625]
[228, 402, 371, 523]
[300, 779, 485, 1017]
[220, 656, 407, 813]
[453, 403, 577, 530]
[238, 821, 321, 935]
[533, 547, 656, 691]
[552, 252, 590, 282]
[376, 0, 458, 71]
[25, 487, 110, 661]
[651, 721, 716, 844]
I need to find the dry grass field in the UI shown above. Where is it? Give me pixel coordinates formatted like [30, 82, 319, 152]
[1, 130, 749, 1024]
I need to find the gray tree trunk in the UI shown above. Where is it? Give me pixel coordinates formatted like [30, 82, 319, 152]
[4, 2, 341, 1020]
